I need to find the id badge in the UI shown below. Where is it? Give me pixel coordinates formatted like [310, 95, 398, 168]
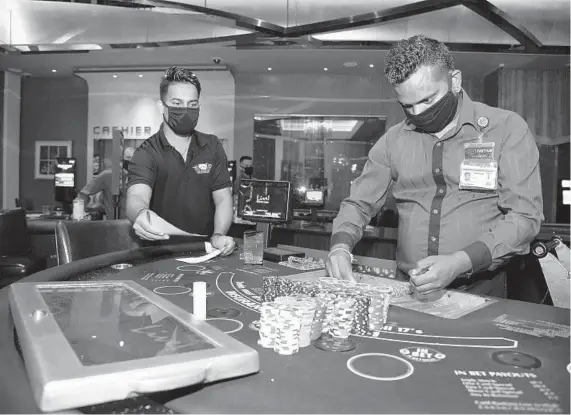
[459, 161, 498, 190]
[459, 142, 498, 190]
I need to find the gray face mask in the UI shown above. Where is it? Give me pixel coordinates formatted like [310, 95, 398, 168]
[163, 103, 200, 135]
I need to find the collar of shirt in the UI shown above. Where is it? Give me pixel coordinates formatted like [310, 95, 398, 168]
[402, 90, 479, 138]
[157, 123, 207, 149]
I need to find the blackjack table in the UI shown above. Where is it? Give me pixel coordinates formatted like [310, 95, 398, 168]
[0, 242, 568, 414]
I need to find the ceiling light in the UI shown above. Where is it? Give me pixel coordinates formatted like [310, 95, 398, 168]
[51, 69, 57, 73]
[369, 64, 374, 68]
[343, 61, 358, 68]
[267, 67, 272, 71]
[324, 68, 328, 71]
[138, 74, 143, 78]
[113, 74, 118, 78]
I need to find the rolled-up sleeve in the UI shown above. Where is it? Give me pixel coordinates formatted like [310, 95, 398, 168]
[461, 113, 544, 272]
[331, 133, 394, 250]
[127, 145, 157, 189]
[211, 136, 232, 192]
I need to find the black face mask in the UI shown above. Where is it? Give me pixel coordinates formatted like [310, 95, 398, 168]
[122, 160, 130, 171]
[403, 90, 459, 133]
[244, 166, 254, 176]
[163, 103, 200, 136]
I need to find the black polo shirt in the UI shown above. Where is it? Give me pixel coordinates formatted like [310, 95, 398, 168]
[127, 126, 231, 236]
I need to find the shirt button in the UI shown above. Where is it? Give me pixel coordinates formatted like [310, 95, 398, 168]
[435, 168, 441, 173]
[430, 236, 437, 242]
[433, 209, 439, 214]
[438, 188, 445, 194]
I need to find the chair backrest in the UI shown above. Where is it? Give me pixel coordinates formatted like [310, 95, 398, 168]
[55, 219, 140, 264]
[0, 208, 31, 256]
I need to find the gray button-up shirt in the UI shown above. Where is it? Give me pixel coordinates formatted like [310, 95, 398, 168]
[331, 92, 544, 276]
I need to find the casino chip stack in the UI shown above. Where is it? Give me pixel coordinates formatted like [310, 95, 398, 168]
[262, 276, 278, 302]
[273, 304, 303, 355]
[275, 295, 317, 348]
[276, 276, 294, 298]
[365, 286, 393, 331]
[328, 297, 356, 338]
[388, 282, 412, 298]
[258, 302, 280, 348]
[349, 293, 370, 335]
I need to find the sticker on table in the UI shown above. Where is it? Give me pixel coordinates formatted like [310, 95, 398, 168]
[400, 347, 446, 363]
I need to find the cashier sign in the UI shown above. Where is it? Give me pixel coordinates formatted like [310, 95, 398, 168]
[459, 116, 498, 191]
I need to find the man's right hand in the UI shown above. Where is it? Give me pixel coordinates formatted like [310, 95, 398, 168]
[326, 244, 355, 282]
[133, 209, 170, 241]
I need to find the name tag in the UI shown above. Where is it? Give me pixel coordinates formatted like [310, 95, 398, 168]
[459, 142, 497, 191]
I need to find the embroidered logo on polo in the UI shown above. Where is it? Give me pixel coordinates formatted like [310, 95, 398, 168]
[193, 163, 212, 174]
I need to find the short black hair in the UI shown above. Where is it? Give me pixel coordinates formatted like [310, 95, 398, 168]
[160, 66, 202, 100]
[384, 35, 455, 85]
[239, 156, 252, 163]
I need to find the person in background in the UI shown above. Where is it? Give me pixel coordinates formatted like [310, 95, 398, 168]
[77, 147, 135, 220]
[326, 35, 543, 298]
[126, 66, 235, 256]
[234, 155, 254, 194]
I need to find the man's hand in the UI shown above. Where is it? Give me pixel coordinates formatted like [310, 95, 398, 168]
[326, 244, 355, 282]
[133, 209, 169, 241]
[211, 234, 236, 256]
[409, 252, 472, 293]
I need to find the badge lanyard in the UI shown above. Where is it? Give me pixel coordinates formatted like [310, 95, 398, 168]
[459, 116, 498, 191]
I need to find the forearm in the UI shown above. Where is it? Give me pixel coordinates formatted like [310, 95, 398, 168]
[331, 202, 372, 250]
[213, 193, 233, 236]
[126, 193, 150, 224]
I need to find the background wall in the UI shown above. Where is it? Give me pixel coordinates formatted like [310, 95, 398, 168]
[484, 68, 570, 222]
[20, 76, 88, 210]
[2, 72, 21, 210]
[0, 72, 4, 208]
[233, 72, 484, 160]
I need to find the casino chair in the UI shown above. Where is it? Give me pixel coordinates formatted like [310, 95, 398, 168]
[0, 208, 47, 288]
[55, 219, 140, 264]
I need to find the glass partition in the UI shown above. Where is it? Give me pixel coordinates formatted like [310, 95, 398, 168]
[252, 114, 386, 213]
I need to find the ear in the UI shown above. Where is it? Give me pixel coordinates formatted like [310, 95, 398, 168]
[157, 100, 165, 116]
[450, 69, 462, 94]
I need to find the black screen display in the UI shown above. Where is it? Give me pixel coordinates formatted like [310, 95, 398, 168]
[237, 180, 292, 223]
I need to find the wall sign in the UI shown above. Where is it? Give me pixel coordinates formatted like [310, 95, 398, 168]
[92, 126, 153, 138]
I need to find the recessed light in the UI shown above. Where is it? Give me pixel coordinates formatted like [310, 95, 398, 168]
[51, 69, 57, 73]
[369, 64, 374, 68]
[267, 67, 272, 71]
[138, 74, 143, 78]
[324, 67, 328, 71]
[113, 74, 118, 78]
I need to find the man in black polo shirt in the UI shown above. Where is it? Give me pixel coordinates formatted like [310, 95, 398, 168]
[126, 66, 235, 255]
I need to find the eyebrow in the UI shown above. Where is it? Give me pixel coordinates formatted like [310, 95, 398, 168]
[399, 92, 438, 107]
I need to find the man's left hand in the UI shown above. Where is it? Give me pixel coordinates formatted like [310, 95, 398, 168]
[409, 252, 472, 293]
[211, 234, 236, 256]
